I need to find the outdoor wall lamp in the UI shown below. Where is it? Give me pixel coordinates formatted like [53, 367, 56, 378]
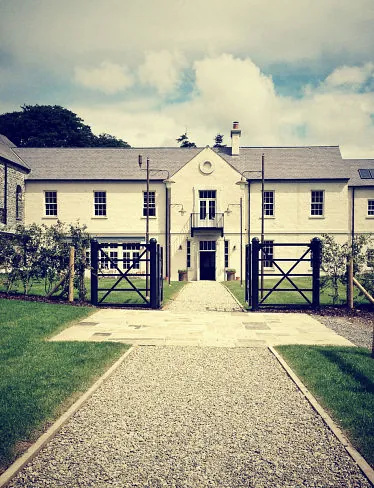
[171, 203, 186, 215]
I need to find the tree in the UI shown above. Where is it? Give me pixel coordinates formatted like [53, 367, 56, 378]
[0, 105, 130, 148]
[213, 133, 226, 148]
[176, 132, 196, 148]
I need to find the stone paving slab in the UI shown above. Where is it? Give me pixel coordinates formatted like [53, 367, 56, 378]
[51, 309, 353, 346]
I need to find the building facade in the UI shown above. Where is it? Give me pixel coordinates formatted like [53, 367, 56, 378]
[1, 123, 373, 281]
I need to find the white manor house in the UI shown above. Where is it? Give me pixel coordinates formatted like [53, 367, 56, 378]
[1, 122, 373, 281]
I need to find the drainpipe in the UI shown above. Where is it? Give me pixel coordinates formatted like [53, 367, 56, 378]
[4, 161, 8, 225]
[247, 180, 251, 243]
[351, 187, 355, 253]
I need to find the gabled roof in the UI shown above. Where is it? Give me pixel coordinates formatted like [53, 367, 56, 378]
[213, 146, 348, 180]
[344, 159, 374, 187]
[15, 147, 202, 181]
[15, 145, 351, 182]
[0, 136, 30, 172]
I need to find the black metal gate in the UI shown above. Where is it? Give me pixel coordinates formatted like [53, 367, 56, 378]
[90, 238, 163, 308]
[245, 237, 322, 310]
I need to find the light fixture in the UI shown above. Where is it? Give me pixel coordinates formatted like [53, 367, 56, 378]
[236, 176, 248, 191]
[233, 245, 236, 250]
[178, 244, 183, 251]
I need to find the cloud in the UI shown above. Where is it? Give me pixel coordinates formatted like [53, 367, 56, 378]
[74, 62, 134, 94]
[73, 56, 374, 158]
[324, 63, 374, 88]
[138, 50, 187, 96]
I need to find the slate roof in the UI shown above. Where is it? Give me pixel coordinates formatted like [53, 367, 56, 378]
[0, 136, 30, 172]
[14, 147, 202, 181]
[344, 159, 374, 187]
[13, 145, 352, 182]
[213, 146, 348, 180]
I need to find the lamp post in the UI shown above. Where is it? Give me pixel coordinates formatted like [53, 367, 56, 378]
[236, 153, 265, 295]
[225, 197, 243, 286]
[138, 155, 173, 289]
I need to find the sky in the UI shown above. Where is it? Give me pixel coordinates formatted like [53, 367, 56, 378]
[1, 0, 374, 157]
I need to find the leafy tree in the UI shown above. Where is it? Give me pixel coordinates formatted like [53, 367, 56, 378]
[176, 132, 196, 148]
[213, 133, 226, 148]
[0, 105, 130, 148]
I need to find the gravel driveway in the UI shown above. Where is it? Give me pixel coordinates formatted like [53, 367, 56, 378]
[8, 347, 370, 488]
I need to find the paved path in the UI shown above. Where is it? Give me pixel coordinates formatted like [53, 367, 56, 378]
[52, 281, 353, 347]
[8, 347, 370, 487]
[166, 281, 243, 312]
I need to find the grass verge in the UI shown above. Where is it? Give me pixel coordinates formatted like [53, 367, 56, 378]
[224, 278, 371, 309]
[275, 345, 374, 468]
[0, 298, 129, 472]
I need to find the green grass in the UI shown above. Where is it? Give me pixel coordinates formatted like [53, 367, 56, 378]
[0, 299, 129, 471]
[224, 277, 372, 309]
[0, 276, 186, 307]
[275, 345, 374, 467]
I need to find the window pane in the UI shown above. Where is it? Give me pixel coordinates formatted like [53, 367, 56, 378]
[262, 240, 274, 268]
[94, 191, 106, 216]
[311, 191, 324, 216]
[143, 191, 156, 217]
[264, 191, 274, 216]
[368, 200, 374, 216]
[45, 191, 57, 216]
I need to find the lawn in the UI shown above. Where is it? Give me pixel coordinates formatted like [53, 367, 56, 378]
[0, 299, 129, 472]
[0, 276, 186, 307]
[275, 345, 374, 468]
[224, 277, 372, 309]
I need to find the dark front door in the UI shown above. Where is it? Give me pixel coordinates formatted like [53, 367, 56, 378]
[200, 251, 216, 280]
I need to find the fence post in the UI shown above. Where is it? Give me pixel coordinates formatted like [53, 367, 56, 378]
[245, 244, 251, 306]
[347, 258, 354, 309]
[251, 238, 260, 310]
[311, 237, 321, 309]
[90, 240, 98, 306]
[68, 246, 75, 302]
[149, 238, 158, 309]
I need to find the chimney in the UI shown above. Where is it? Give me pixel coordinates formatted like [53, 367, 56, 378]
[230, 121, 241, 155]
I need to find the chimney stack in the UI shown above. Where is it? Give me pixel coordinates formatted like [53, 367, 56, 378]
[230, 121, 241, 155]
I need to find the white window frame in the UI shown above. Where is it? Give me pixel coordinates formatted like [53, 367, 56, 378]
[44, 191, 58, 217]
[263, 190, 275, 217]
[143, 191, 156, 217]
[368, 199, 374, 216]
[310, 190, 324, 217]
[94, 191, 107, 217]
[263, 240, 274, 268]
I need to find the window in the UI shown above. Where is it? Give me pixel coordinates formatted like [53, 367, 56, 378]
[368, 249, 374, 268]
[368, 200, 374, 216]
[99, 250, 109, 269]
[45, 191, 57, 216]
[199, 190, 216, 220]
[262, 240, 274, 268]
[143, 191, 156, 217]
[109, 251, 118, 269]
[199, 241, 216, 250]
[94, 191, 106, 216]
[311, 190, 324, 216]
[187, 240, 191, 268]
[224, 240, 229, 268]
[16, 185, 22, 219]
[264, 191, 274, 216]
[123, 243, 141, 270]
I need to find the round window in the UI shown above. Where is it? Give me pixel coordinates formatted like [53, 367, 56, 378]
[199, 160, 214, 174]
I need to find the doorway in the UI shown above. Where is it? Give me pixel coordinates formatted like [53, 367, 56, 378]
[199, 240, 216, 280]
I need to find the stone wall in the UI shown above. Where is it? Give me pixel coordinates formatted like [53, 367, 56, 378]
[0, 160, 27, 228]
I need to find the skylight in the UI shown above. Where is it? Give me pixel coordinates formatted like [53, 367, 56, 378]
[358, 169, 374, 179]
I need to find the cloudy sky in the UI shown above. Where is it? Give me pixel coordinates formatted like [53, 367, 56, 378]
[1, 0, 374, 157]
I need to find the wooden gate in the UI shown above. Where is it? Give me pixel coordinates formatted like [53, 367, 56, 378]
[90, 238, 163, 308]
[246, 237, 322, 310]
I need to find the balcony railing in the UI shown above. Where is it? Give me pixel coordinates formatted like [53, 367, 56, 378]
[190, 212, 224, 236]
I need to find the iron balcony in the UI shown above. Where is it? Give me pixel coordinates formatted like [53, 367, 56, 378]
[190, 212, 224, 237]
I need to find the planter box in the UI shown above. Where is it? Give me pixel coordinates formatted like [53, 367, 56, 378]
[178, 271, 188, 282]
[226, 271, 236, 281]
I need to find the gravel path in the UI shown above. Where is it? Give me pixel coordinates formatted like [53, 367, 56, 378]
[166, 281, 243, 312]
[8, 347, 370, 488]
[314, 314, 373, 350]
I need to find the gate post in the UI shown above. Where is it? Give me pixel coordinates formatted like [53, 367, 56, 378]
[311, 237, 321, 309]
[90, 239, 99, 306]
[251, 238, 260, 310]
[149, 238, 158, 309]
[245, 244, 251, 306]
